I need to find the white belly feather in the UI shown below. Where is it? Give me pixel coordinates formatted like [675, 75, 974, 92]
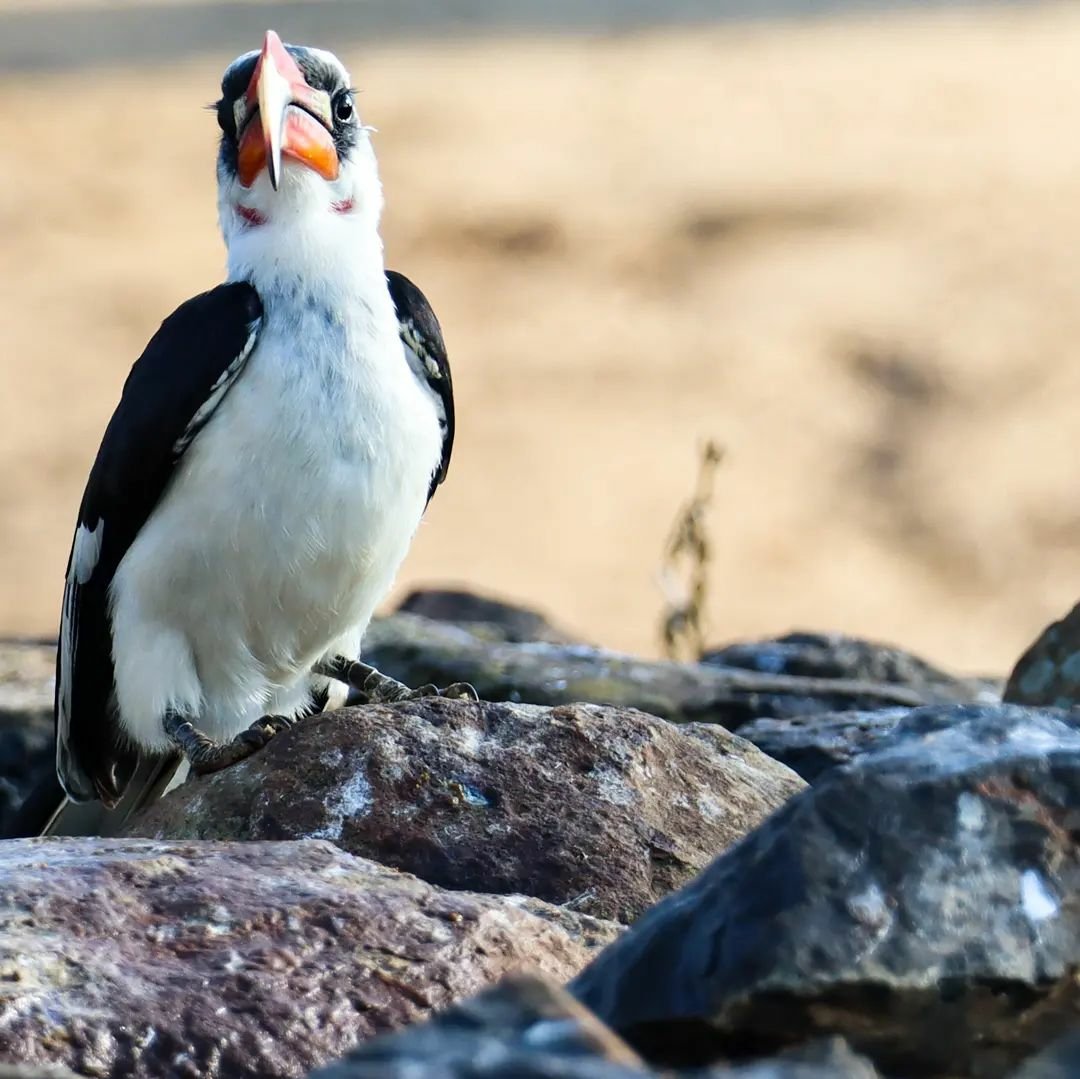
[109, 294, 442, 750]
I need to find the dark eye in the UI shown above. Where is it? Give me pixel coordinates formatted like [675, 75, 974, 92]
[333, 92, 354, 124]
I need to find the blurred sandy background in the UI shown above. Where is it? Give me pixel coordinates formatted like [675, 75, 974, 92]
[2, 0, 1079, 673]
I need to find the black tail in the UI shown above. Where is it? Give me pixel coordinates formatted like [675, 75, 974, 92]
[5, 752, 184, 838]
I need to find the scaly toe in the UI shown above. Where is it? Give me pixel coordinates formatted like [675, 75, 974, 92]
[190, 738, 262, 777]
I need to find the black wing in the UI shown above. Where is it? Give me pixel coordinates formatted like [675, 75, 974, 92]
[57, 282, 262, 805]
[386, 270, 455, 503]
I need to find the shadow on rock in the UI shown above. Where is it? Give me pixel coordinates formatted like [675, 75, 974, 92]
[312, 974, 882, 1078]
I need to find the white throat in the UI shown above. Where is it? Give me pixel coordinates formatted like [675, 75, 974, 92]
[218, 144, 386, 299]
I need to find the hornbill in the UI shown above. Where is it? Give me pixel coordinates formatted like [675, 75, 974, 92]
[20, 32, 474, 837]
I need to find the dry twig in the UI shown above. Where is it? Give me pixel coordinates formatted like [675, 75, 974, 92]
[659, 441, 723, 661]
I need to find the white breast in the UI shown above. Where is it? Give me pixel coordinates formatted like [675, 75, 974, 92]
[108, 278, 443, 751]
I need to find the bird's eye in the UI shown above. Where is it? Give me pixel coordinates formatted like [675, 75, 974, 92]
[333, 92, 354, 124]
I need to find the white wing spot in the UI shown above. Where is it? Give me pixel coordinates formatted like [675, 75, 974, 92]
[72, 520, 104, 585]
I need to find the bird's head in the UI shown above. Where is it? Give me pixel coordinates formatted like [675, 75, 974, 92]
[215, 31, 381, 255]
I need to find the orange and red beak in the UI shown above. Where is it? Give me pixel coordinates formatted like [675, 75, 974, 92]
[234, 30, 340, 189]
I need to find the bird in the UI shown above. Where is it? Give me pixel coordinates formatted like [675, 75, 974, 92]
[21, 31, 475, 837]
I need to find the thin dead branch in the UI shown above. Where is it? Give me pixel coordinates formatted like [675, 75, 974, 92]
[659, 440, 723, 662]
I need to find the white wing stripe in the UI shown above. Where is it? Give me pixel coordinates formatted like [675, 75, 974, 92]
[171, 321, 261, 455]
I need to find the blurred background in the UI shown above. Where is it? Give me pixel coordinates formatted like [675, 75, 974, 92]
[1, 0, 1077, 674]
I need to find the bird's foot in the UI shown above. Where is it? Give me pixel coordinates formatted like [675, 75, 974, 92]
[393, 679, 480, 704]
[315, 656, 479, 705]
[163, 712, 293, 777]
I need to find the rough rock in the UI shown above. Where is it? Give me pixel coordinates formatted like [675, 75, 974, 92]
[394, 589, 581, 644]
[313, 975, 879, 1079]
[361, 618, 978, 730]
[1004, 603, 1080, 707]
[0, 838, 617, 1079]
[0, 638, 54, 836]
[572, 704, 1080, 1077]
[126, 699, 804, 923]
[737, 709, 910, 783]
[702, 630, 999, 700]
[0, 625, 989, 838]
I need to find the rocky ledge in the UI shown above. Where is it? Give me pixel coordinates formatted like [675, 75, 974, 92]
[3, 592, 1080, 1078]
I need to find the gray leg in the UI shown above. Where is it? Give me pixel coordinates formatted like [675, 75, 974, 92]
[163, 711, 294, 777]
[314, 656, 478, 704]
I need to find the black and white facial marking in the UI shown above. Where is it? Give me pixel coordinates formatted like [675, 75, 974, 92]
[215, 44, 361, 180]
[214, 38, 383, 269]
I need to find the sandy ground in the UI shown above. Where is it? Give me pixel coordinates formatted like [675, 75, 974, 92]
[4, 3, 1080, 673]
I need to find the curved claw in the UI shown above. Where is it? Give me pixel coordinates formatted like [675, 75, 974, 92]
[404, 681, 479, 702]
[443, 682, 480, 702]
[258, 714, 295, 733]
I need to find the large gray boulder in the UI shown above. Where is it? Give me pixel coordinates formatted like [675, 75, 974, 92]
[0, 838, 617, 1079]
[572, 705, 1080, 1077]
[126, 699, 804, 923]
